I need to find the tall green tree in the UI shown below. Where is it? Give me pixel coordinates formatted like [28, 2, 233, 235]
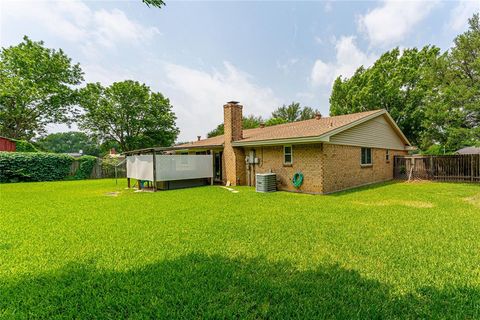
[329, 46, 440, 146]
[272, 102, 320, 122]
[0, 36, 83, 140]
[78, 80, 179, 152]
[36, 132, 101, 156]
[422, 14, 480, 151]
[207, 115, 263, 138]
[142, 0, 165, 8]
[265, 117, 287, 127]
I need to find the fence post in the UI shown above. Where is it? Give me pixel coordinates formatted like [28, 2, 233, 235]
[429, 156, 434, 180]
[471, 155, 474, 182]
[152, 150, 157, 191]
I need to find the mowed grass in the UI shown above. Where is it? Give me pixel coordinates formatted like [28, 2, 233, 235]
[1, 179, 480, 319]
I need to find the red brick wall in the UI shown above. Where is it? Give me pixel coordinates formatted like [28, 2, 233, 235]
[242, 143, 407, 194]
[249, 144, 324, 193]
[321, 144, 407, 193]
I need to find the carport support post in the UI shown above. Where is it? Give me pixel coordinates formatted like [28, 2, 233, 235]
[211, 149, 214, 185]
[127, 178, 131, 188]
[152, 150, 157, 191]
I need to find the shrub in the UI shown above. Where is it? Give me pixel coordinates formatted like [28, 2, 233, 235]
[421, 145, 453, 155]
[12, 139, 38, 152]
[100, 156, 126, 178]
[72, 156, 97, 180]
[0, 152, 73, 183]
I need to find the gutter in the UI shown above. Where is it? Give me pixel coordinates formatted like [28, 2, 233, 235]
[232, 135, 330, 147]
[123, 144, 223, 155]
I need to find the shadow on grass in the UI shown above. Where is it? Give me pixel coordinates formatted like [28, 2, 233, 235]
[328, 180, 405, 197]
[1, 254, 479, 319]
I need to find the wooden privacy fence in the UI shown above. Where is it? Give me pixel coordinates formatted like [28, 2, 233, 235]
[69, 158, 126, 179]
[394, 155, 480, 182]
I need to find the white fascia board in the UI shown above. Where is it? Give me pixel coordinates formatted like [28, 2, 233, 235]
[232, 135, 330, 147]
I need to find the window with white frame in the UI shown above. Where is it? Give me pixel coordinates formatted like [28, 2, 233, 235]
[386, 149, 390, 162]
[361, 147, 372, 165]
[284, 145, 293, 165]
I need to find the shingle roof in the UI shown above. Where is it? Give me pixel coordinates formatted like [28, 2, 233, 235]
[176, 134, 224, 148]
[177, 109, 387, 149]
[456, 147, 480, 155]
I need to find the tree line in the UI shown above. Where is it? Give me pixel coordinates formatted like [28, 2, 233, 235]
[330, 14, 480, 154]
[0, 36, 179, 154]
[1, 13, 478, 155]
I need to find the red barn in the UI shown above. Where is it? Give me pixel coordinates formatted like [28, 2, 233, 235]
[0, 136, 16, 152]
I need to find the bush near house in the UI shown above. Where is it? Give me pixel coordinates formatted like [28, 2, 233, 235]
[71, 156, 97, 180]
[12, 139, 39, 152]
[0, 152, 97, 182]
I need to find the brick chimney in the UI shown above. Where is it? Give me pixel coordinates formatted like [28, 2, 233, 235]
[223, 101, 243, 142]
[223, 101, 246, 186]
[315, 113, 322, 120]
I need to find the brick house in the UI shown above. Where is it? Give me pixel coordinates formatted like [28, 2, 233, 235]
[174, 101, 411, 194]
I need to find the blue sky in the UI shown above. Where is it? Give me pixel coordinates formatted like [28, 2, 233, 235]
[1, 0, 478, 141]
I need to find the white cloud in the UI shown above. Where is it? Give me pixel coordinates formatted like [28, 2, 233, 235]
[448, 0, 480, 32]
[276, 58, 299, 73]
[161, 62, 281, 141]
[310, 36, 377, 87]
[324, 1, 333, 13]
[311, 60, 334, 86]
[72, 60, 281, 141]
[358, 0, 439, 47]
[93, 9, 160, 48]
[0, 0, 159, 49]
[82, 63, 133, 85]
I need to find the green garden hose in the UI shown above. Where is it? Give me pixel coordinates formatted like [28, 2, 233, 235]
[292, 172, 304, 188]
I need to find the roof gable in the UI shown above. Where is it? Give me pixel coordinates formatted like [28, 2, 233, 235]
[329, 113, 408, 150]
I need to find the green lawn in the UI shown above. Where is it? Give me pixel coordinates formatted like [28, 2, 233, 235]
[1, 179, 479, 319]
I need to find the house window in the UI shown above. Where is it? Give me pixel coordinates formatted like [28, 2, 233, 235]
[284, 145, 293, 165]
[361, 147, 372, 165]
[386, 149, 390, 162]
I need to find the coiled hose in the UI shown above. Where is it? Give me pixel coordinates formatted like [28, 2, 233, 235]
[292, 172, 304, 188]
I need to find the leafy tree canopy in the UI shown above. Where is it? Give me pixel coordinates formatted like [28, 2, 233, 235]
[329, 13, 480, 152]
[329, 46, 440, 147]
[36, 132, 101, 156]
[272, 102, 320, 122]
[0, 36, 83, 140]
[265, 117, 288, 127]
[207, 115, 263, 138]
[422, 13, 480, 151]
[142, 0, 165, 8]
[78, 80, 179, 152]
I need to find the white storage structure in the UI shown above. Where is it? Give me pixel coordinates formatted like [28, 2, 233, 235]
[126, 154, 213, 190]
